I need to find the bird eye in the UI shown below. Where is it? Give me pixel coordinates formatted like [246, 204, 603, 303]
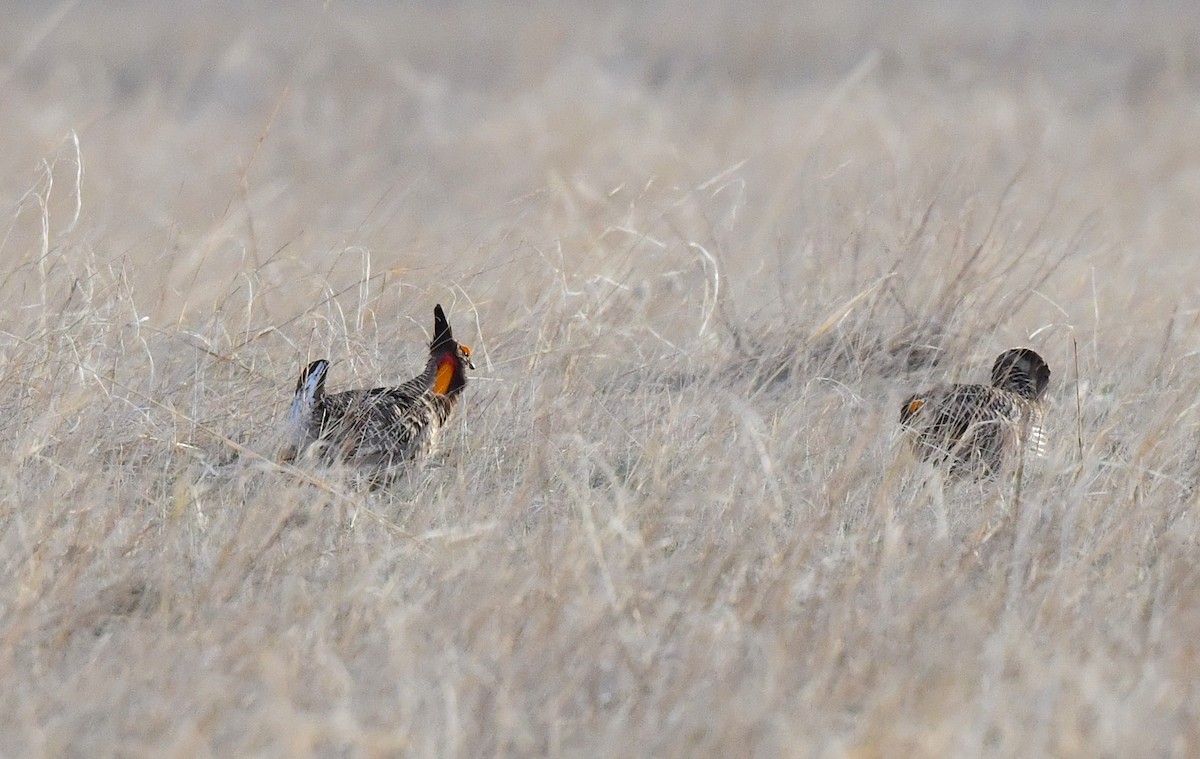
[906, 399, 925, 414]
[460, 345, 472, 357]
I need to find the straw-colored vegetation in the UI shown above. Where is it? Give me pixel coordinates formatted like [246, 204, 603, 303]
[2, 1, 1199, 755]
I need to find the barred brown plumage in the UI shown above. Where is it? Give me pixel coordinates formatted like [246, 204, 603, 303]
[900, 348, 1050, 479]
[279, 304, 474, 474]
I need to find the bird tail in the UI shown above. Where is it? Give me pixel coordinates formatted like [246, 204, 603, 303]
[288, 359, 328, 426]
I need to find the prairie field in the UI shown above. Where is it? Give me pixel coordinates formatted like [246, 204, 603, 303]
[4, 1, 1200, 756]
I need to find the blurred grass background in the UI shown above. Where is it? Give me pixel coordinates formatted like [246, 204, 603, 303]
[2, 1, 1200, 755]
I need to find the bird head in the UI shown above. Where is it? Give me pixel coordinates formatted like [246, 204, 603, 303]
[430, 304, 474, 395]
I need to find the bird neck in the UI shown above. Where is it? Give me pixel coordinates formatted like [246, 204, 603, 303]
[429, 351, 466, 396]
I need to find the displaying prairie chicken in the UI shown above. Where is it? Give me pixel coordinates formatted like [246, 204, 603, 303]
[280, 304, 474, 472]
[900, 348, 1050, 479]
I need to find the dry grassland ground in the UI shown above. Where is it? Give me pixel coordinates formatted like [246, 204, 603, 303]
[3, 1, 1200, 756]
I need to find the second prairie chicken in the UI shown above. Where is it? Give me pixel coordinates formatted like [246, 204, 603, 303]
[900, 348, 1050, 479]
[280, 304, 474, 473]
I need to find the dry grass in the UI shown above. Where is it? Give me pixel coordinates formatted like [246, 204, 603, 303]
[3, 1, 1200, 756]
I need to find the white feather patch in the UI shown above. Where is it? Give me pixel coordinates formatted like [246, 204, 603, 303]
[1026, 424, 1047, 458]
